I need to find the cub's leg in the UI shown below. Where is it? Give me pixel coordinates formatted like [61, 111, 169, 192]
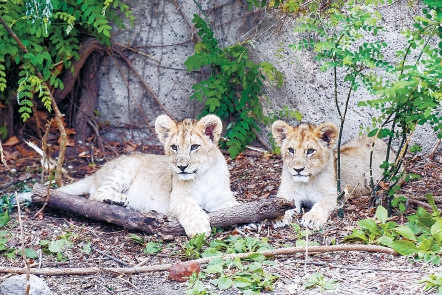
[301, 195, 336, 229]
[169, 194, 212, 237]
[89, 172, 134, 206]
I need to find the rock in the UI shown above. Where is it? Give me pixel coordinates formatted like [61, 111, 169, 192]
[0, 274, 52, 295]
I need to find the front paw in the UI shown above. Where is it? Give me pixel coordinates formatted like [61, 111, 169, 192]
[301, 210, 329, 229]
[272, 209, 295, 228]
[181, 215, 211, 238]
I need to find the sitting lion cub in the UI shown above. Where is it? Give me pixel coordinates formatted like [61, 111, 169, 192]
[272, 120, 393, 229]
[59, 114, 238, 237]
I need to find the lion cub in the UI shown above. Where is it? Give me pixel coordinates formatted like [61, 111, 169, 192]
[272, 120, 393, 229]
[59, 114, 238, 237]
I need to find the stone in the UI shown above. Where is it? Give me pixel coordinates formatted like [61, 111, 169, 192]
[0, 274, 52, 295]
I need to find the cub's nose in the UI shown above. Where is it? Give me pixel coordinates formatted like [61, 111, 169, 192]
[177, 164, 188, 172]
[293, 167, 304, 174]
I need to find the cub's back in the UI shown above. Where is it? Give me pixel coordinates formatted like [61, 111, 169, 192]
[340, 136, 395, 195]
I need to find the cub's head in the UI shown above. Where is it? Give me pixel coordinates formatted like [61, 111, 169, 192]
[272, 120, 338, 182]
[155, 114, 223, 180]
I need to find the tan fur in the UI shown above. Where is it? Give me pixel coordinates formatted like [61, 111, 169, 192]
[59, 114, 238, 237]
[272, 120, 393, 229]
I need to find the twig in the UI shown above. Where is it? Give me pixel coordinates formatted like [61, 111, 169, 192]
[0, 244, 397, 276]
[15, 193, 31, 295]
[298, 261, 426, 273]
[407, 199, 434, 211]
[93, 247, 130, 267]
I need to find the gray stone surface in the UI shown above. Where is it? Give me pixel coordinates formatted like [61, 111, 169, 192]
[0, 274, 52, 295]
[97, 0, 438, 151]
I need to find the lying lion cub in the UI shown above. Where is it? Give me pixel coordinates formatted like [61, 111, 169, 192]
[59, 114, 238, 237]
[272, 120, 393, 229]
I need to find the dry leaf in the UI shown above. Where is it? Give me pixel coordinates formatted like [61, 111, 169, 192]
[168, 261, 200, 282]
[3, 136, 19, 147]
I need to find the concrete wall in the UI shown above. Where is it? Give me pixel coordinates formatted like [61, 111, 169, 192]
[97, 0, 437, 151]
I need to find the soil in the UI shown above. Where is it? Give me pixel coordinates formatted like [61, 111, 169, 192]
[0, 137, 441, 295]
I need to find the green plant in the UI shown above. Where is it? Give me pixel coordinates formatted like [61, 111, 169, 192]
[128, 233, 163, 255]
[185, 14, 284, 158]
[184, 233, 208, 259]
[290, 223, 319, 247]
[391, 195, 408, 214]
[185, 272, 209, 295]
[0, 230, 16, 259]
[0, 194, 14, 228]
[39, 231, 76, 261]
[144, 241, 163, 255]
[303, 272, 337, 291]
[0, 0, 133, 126]
[345, 196, 442, 265]
[420, 272, 442, 295]
[184, 235, 278, 294]
[205, 256, 278, 294]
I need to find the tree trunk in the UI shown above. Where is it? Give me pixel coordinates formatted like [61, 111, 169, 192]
[31, 184, 293, 238]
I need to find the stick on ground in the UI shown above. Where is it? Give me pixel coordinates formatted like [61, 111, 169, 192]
[31, 184, 294, 237]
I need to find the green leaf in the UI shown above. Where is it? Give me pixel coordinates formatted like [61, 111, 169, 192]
[205, 261, 224, 274]
[358, 219, 378, 234]
[144, 241, 162, 255]
[216, 276, 233, 290]
[394, 225, 417, 241]
[0, 212, 10, 228]
[25, 248, 39, 259]
[375, 206, 388, 224]
[431, 220, 442, 244]
[48, 239, 69, 253]
[343, 229, 368, 242]
[390, 240, 417, 256]
[245, 253, 266, 262]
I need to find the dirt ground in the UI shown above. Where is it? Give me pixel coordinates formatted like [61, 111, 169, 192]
[0, 137, 441, 295]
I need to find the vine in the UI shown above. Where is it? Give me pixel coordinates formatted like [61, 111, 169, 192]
[0, 0, 134, 136]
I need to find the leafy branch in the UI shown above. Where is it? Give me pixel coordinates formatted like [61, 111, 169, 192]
[185, 14, 284, 158]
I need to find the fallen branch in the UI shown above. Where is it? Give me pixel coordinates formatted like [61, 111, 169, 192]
[0, 244, 397, 276]
[31, 184, 294, 237]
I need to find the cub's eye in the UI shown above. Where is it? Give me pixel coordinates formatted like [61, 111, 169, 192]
[306, 148, 315, 155]
[190, 144, 200, 151]
[288, 147, 294, 154]
[171, 144, 178, 151]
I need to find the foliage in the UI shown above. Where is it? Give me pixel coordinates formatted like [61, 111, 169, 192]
[40, 231, 76, 261]
[420, 272, 442, 295]
[288, 0, 441, 207]
[185, 14, 284, 158]
[0, 230, 16, 259]
[303, 272, 337, 291]
[0, 0, 134, 125]
[344, 195, 442, 265]
[184, 234, 278, 294]
[128, 233, 163, 255]
[0, 194, 14, 228]
[290, 223, 319, 247]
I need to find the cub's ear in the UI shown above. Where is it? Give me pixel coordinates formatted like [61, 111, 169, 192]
[198, 114, 222, 143]
[315, 122, 338, 147]
[272, 120, 291, 147]
[155, 115, 177, 145]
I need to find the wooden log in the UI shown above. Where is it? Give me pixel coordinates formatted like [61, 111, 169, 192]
[31, 184, 293, 237]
